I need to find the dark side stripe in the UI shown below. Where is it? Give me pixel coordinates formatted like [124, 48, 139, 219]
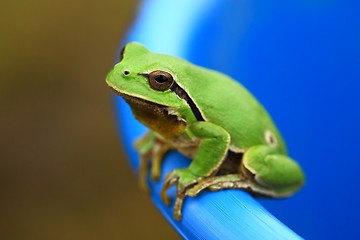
[170, 82, 205, 121]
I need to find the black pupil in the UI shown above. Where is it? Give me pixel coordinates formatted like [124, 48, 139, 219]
[154, 74, 168, 83]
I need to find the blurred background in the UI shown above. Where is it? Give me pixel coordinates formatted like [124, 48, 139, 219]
[0, 0, 179, 239]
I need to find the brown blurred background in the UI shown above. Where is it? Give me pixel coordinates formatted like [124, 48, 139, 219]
[0, 0, 179, 239]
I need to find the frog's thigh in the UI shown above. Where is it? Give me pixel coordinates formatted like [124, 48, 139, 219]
[242, 145, 305, 196]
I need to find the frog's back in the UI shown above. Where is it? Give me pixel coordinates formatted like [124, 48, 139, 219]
[176, 64, 286, 152]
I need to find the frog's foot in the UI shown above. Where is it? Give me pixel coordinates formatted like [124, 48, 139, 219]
[186, 174, 281, 198]
[186, 174, 247, 196]
[135, 131, 171, 190]
[160, 169, 199, 220]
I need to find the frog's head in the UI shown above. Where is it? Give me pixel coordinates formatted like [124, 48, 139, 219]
[106, 42, 198, 124]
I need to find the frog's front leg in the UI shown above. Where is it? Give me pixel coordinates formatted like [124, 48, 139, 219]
[135, 131, 171, 190]
[241, 145, 305, 197]
[160, 122, 230, 220]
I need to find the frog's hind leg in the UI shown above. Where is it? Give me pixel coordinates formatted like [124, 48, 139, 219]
[187, 145, 305, 198]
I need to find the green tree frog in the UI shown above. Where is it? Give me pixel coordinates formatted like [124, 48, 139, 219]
[106, 42, 305, 220]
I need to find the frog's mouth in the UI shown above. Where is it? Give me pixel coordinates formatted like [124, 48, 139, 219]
[109, 86, 184, 123]
[109, 87, 168, 109]
[109, 87, 187, 137]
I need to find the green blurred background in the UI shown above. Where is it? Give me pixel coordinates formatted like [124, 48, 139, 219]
[0, 0, 179, 239]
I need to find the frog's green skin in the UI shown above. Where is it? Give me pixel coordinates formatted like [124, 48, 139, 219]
[106, 42, 305, 220]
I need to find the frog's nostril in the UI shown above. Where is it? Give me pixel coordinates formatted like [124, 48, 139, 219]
[123, 70, 130, 76]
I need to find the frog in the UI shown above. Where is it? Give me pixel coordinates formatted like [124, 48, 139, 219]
[106, 42, 305, 220]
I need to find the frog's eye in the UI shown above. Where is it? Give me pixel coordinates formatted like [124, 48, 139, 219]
[265, 130, 278, 147]
[148, 70, 174, 91]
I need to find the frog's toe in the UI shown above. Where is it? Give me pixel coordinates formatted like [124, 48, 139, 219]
[160, 172, 178, 205]
[186, 179, 212, 196]
[186, 187, 199, 197]
[160, 169, 188, 202]
[161, 169, 199, 220]
[173, 190, 186, 220]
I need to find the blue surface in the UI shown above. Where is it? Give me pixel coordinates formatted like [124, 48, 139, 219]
[113, 0, 360, 239]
